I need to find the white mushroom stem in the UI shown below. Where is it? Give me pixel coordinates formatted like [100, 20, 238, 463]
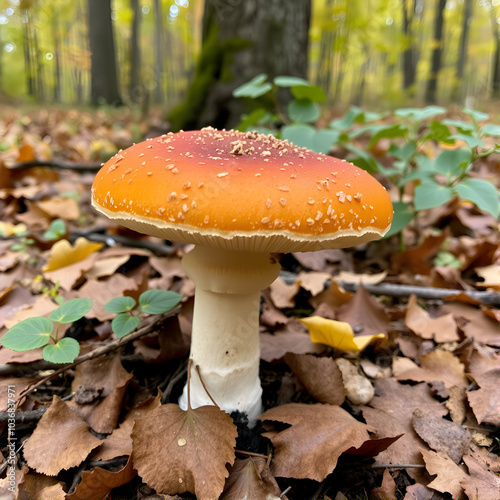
[178, 245, 281, 423]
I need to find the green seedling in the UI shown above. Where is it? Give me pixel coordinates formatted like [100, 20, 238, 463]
[43, 219, 67, 241]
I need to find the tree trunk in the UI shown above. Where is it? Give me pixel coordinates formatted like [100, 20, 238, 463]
[153, 0, 163, 103]
[401, 0, 424, 96]
[129, 0, 141, 103]
[492, 19, 500, 99]
[87, 0, 122, 106]
[453, 0, 473, 101]
[425, 0, 446, 103]
[169, 0, 311, 131]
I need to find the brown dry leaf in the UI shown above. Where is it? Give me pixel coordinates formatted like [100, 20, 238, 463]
[309, 281, 353, 318]
[23, 396, 101, 475]
[395, 349, 468, 389]
[461, 455, 500, 500]
[420, 448, 468, 499]
[131, 404, 237, 498]
[336, 285, 390, 336]
[412, 409, 471, 463]
[69, 351, 133, 434]
[293, 249, 344, 271]
[446, 386, 467, 424]
[405, 295, 459, 342]
[284, 353, 345, 405]
[37, 196, 80, 221]
[0, 466, 27, 499]
[221, 457, 281, 500]
[85, 255, 130, 280]
[370, 469, 396, 500]
[335, 270, 387, 285]
[475, 263, 500, 289]
[43, 238, 103, 290]
[297, 271, 330, 296]
[18, 473, 66, 500]
[468, 442, 500, 473]
[269, 277, 300, 309]
[66, 456, 136, 500]
[3, 295, 58, 329]
[260, 320, 324, 362]
[258, 403, 371, 481]
[91, 391, 162, 462]
[467, 369, 500, 426]
[403, 483, 435, 500]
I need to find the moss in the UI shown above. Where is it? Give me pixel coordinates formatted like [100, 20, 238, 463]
[168, 27, 250, 132]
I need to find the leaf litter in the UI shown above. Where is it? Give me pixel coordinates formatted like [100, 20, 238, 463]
[0, 106, 498, 498]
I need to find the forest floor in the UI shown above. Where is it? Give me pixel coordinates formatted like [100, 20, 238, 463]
[0, 105, 498, 499]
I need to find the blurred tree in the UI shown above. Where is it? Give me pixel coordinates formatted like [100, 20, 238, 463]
[129, 0, 141, 103]
[87, 0, 122, 105]
[425, 0, 446, 103]
[169, 0, 311, 131]
[153, 0, 164, 103]
[454, 0, 473, 101]
[401, 0, 423, 96]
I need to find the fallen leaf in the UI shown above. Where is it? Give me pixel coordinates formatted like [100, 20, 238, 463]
[131, 404, 237, 498]
[37, 196, 80, 221]
[475, 263, 500, 289]
[85, 255, 130, 280]
[395, 349, 468, 388]
[18, 473, 66, 500]
[445, 386, 467, 424]
[297, 271, 330, 296]
[299, 316, 386, 352]
[258, 403, 372, 481]
[412, 409, 470, 463]
[335, 270, 387, 285]
[66, 456, 136, 500]
[293, 249, 344, 271]
[221, 457, 281, 500]
[269, 277, 300, 309]
[371, 469, 397, 500]
[403, 483, 435, 500]
[69, 351, 133, 433]
[420, 448, 468, 499]
[461, 455, 500, 500]
[23, 396, 101, 475]
[405, 295, 459, 342]
[467, 369, 500, 426]
[309, 281, 353, 318]
[336, 285, 390, 336]
[336, 357, 374, 405]
[284, 353, 345, 405]
[0, 466, 26, 499]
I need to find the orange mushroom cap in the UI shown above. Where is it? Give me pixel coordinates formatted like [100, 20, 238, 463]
[91, 128, 393, 252]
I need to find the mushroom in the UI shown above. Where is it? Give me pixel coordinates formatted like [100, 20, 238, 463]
[91, 128, 393, 423]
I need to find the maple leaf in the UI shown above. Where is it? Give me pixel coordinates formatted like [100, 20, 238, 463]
[299, 316, 386, 352]
[461, 455, 500, 500]
[258, 403, 372, 481]
[131, 404, 237, 498]
[221, 457, 281, 500]
[420, 448, 468, 499]
[467, 369, 500, 426]
[23, 396, 102, 475]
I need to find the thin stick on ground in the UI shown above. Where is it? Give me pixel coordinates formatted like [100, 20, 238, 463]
[4, 305, 181, 410]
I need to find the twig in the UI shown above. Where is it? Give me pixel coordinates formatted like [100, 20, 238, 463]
[195, 364, 219, 408]
[3, 305, 181, 410]
[234, 449, 270, 460]
[0, 407, 47, 423]
[6, 159, 102, 172]
[160, 361, 188, 404]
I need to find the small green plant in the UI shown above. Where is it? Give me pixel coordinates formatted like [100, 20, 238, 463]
[0, 290, 183, 363]
[43, 219, 66, 241]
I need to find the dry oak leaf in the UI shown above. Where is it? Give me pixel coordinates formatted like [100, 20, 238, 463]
[467, 369, 500, 426]
[284, 353, 345, 405]
[395, 349, 468, 389]
[69, 351, 133, 434]
[131, 404, 237, 499]
[18, 472, 66, 500]
[475, 263, 500, 289]
[258, 403, 372, 481]
[37, 196, 80, 221]
[23, 396, 102, 475]
[66, 456, 136, 500]
[461, 455, 500, 500]
[299, 316, 386, 352]
[297, 271, 331, 296]
[269, 277, 300, 309]
[370, 468, 397, 500]
[221, 457, 281, 500]
[0, 466, 27, 500]
[412, 409, 471, 463]
[405, 294, 459, 342]
[420, 448, 468, 499]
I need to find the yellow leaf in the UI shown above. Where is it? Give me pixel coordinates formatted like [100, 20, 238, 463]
[299, 316, 385, 352]
[43, 237, 103, 272]
[0, 221, 27, 236]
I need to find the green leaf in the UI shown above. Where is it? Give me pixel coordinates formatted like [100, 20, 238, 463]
[233, 74, 272, 98]
[104, 296, 137, 314]
[449, 133, 485, 149]
[481, 123, 500, 137]
[383, 202, 414, 238]
[433, 148, 472, 178]
[329, 106, 364, 130]
[139, 290, 183, 315]
[310, 129, 340, 154]
[237, 108, 269, 131]
[43, 338, 80, 363]
[425, 121, 453, 143]
[43, 219, 66, 241]
[414, 180, 454, 211]
[390, 141, 417, 162]
[281, 123, 315, 149]
[112, 314, 141, 338]
[287, 99, 320, 123]
[273, 76, 309, 87]
[395, 106, 446, 122]
[291, 84, 326, 102]
[463, 108, 489, 122]
[1, 317, 53, 351]
[433, 251, 461, 268]
[367, 123, 408, 148]
[49, 298, 93, 324]
[442, 119, 475, 134]
[453, 178, 500, 218]
[343, 143, 384, 174]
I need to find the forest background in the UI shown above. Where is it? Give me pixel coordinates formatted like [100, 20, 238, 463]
[2, 0, 500, 114]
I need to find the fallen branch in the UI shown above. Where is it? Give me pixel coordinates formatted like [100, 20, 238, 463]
[0, 407, 47, 423]
[4, 305, 181, 409]
[6, 159, 102, 172]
